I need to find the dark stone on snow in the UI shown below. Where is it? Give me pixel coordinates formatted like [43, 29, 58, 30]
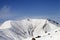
[48, 33, 50, 35]
[32, 38, 36, 40]
[35, 36, 41, 38]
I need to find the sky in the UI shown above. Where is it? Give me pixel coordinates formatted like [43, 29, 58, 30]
[0, 0, 60, 23]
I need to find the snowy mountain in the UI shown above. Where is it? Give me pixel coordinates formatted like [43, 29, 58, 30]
[0, 18, 60, 40]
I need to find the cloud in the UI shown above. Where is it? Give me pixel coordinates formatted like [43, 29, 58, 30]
[0, 6, 14, 19]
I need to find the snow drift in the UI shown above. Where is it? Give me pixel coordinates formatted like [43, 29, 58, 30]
[0, 18, 60, 40]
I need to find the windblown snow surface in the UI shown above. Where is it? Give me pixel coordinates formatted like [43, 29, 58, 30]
[0, 18, 60, 40]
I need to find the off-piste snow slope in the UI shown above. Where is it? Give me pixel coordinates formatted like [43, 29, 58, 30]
[0, 18, 60, 40]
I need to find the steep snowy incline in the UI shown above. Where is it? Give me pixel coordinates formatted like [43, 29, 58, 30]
[23, 28, 60, 40]
[34, 28, 60, 40]
[0, 18, 60, 40]
[33, 19, 60, 37]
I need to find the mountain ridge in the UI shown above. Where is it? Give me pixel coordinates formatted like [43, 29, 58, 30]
[0, 18, 60, 40]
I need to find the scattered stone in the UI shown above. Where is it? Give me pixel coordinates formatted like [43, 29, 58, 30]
[55, 31, 57, 32]
[32, 38, 36, 40]
[48, 33, 50, 35]
[27, 19, 30, 21]
[35, 36, 41, 38]
[45, 31, 47, 33]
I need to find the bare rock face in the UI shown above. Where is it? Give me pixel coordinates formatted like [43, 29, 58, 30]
[0, 19, 60, 40]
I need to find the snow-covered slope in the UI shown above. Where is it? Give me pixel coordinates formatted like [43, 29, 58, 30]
[0, 18, 60, 40]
